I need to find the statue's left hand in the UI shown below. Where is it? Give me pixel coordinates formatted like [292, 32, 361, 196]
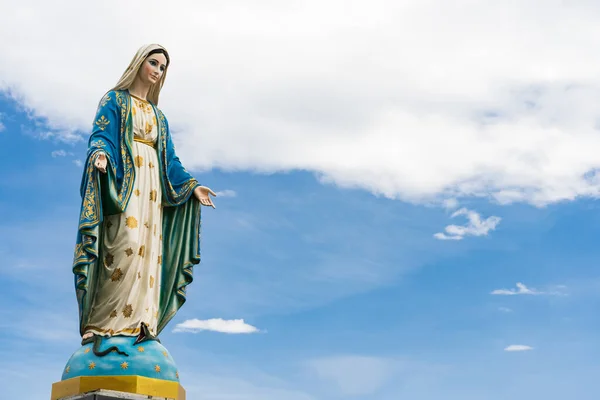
[194, 186, 217, 208]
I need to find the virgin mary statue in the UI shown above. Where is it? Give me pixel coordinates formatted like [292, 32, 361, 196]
[72, 44, 216, 348]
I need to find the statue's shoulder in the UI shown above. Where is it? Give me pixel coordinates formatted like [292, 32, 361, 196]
[98, 90, 125, 108]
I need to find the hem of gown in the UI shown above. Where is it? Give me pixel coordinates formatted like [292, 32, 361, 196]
[83, 324, 156, 337]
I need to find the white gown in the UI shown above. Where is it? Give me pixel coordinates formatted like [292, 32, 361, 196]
[84, 94, 163, 338]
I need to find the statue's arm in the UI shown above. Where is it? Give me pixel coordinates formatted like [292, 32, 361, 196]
[87, 91, 120, 169]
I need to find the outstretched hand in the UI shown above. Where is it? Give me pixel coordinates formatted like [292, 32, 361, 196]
[94, 153, 107, 173]
[194, 186, 217, 208]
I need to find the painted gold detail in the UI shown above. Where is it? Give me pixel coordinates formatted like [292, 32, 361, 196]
[50, 375, 186, 400]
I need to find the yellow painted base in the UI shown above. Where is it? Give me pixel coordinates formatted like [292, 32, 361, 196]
[50, 375, 186, 400]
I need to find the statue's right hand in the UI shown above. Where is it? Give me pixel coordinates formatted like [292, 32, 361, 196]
[94, 153, 107, 174]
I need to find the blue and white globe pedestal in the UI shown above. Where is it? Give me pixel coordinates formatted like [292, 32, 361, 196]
[50, 336, 185, 400]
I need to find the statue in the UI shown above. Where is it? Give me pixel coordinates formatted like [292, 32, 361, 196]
[51, 44, 216, 400]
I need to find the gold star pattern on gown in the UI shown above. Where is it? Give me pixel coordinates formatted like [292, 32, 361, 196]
[125, 216, 138, 228]
[110, 268, 123, 282]
[158, 255, 162, 264]
[137, 346, 145, 352]
[149, 276, 155, 288]
[162, 351, 168, 358]
[110, 310, 117, 318]
[145, 121, 153, 135]
[121, 362, 129, 370]
[125, 247, 133, 257]
[84, 347, 91, 354]
[88, 362, 96, 370]
[122, 304, 133, 318]
[134, 155, 144, 167]
[134, 98, 151, 113]
[154, 365, 161, 373]
[150, 189, 157, 202]
[141, 101, 153, 113]
[134, 189, 141, 196]
[149, 162, 155, 169]
[138, 245, 145, 257]
[105, 253, 114, 267]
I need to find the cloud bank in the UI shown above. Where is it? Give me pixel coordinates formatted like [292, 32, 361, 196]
[3, 1, 600, 206]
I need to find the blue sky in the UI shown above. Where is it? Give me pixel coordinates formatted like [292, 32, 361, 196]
[2, 91, 600, 399]
[3, 1, 600, 398]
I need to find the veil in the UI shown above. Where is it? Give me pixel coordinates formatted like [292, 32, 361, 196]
[107, 43, 169, 105]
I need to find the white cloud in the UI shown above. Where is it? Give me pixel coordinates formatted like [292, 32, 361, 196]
[73, 159, 83, 167]
[173, 318, 260, 334]
[51, 149, 67, 157]
[434, 208, 500, 240]
[215, 189, 237, 198]
[491, 282, 566, 296]
[433, 233, 463, 241]
[498, 307, 513, 313]
[504, 345, 533, 352]
[5, 1, 600, 206]
[492, 282, 540, 296]
[442, 198, 459, 210]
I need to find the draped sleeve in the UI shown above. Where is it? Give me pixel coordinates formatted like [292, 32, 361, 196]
[154, 108, 202, 333]
[157, 109, 200, 206]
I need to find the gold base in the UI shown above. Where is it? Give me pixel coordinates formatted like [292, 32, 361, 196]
[50, 375, 185, 400]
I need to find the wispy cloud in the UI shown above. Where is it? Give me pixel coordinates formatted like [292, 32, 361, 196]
[504, 345, 533, 352]
[51, 149, 69, 157]
[491, 282, 566, 296]
[307, 355, 396, 396]
[492, 282, 541, 296]
[73, 159, 83, 167]
[173, 318, 260, 334]
[215, 189, 237, 198]
[442, 198, 459, 210]
[498, 307, 513, 313]
[434, 208, 501, 241]
[37, 130, 83, 143]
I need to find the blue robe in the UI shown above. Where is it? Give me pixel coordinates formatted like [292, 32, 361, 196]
[73, 90, 201, 336]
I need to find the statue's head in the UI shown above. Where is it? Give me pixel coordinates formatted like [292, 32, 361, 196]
[112, 44, 171, 105]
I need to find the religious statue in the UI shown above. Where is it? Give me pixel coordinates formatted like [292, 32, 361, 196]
[51, 44, 215, 400]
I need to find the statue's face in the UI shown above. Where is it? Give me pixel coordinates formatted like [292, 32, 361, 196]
[138, 52, 167, 86]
